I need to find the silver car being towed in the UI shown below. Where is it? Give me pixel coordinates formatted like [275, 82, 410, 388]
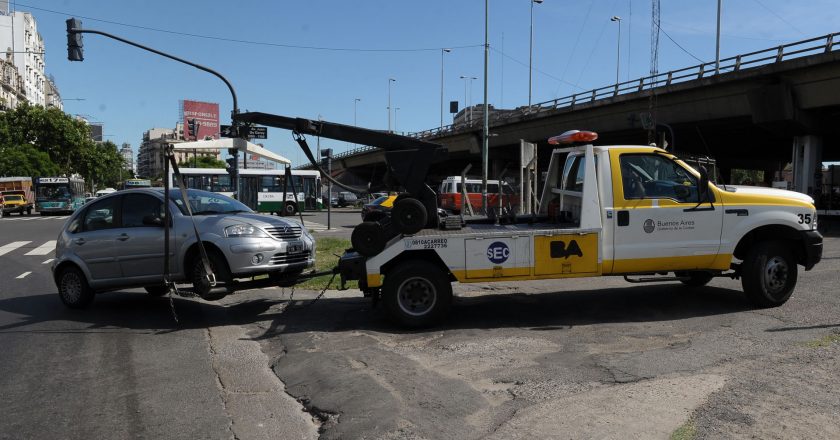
[51, 188, 315, 308]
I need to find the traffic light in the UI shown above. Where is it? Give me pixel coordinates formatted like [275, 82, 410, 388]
[66, 18, 84, 62]
[187, 119, 198, 140]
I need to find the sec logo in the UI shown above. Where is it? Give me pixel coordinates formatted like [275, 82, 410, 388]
[487, 241, 510, 264]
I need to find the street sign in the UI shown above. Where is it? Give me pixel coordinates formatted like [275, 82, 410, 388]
[220, 125, 268, 139]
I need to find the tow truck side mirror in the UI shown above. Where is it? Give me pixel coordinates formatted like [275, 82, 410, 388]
[698, 166, 710, 202]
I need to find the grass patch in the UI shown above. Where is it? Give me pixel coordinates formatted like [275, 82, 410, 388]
[805, 333, 840, 348]
[294, 237, 358, 290]
[670, 419, 697, 440]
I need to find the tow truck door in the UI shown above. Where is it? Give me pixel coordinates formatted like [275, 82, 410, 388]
[610, 151, 724, 273]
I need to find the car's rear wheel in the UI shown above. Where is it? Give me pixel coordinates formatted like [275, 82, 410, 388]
[144, 285, 170, 296]
[57, 266, 94, 308]
[191, 251, 232, 301]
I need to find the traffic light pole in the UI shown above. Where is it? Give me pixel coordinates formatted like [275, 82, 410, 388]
[65, 19, 242, 195]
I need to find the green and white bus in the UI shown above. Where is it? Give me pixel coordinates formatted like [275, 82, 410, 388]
[34, 176, 86, 215]
[170, 168, 322, 215]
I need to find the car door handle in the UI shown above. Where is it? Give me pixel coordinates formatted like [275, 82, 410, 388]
[117, 233, 130, 241]
[73, 238, 86, 245]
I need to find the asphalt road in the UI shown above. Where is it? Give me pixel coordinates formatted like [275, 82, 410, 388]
[247, 235, 840, 439]
[0, 213, 317, 440]
[3, 210, 839, 439]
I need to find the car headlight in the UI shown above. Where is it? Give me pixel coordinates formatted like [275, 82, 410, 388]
[225, 224, 268, 238]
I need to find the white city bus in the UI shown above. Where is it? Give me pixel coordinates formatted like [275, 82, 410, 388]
[170, 168, 322, 214]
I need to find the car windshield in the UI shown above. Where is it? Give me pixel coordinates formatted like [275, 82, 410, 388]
[3, 195, 23, 201]
[169, 189, 253, 215]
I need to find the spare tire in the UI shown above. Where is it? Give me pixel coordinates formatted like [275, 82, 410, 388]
[391, 197, 427, 235]
[352, 221, 387, 256]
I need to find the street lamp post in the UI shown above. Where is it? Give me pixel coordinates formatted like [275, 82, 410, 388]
[460, 75, 477, 124]
[528, 0, 543, 107]
[715, 0, 722, 75]
[440, 48, 451, 130]
[354, 98, 361, 126]
[611, 16, 622, 87]
[387, 78, 396, 132]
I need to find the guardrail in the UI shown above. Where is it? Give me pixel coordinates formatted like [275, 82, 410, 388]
[410, 32, 840, 139]
[297, 32, 839, 169]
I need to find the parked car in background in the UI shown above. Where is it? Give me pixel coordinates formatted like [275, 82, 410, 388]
[52, 188, 315, 308]
[361, 195, 397, 221]
[331, 191, 358, 207]
[437, 176, 517, 214]
[1, 192, 32, 216]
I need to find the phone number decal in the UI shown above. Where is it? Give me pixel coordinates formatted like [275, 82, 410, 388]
[405, 238, 449, 249]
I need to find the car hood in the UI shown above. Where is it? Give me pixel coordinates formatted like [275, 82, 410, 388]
[719, 185, 815, 206]
[217, 212, 301, 228]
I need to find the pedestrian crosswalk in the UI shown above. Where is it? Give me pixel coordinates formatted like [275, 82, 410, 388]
[0, 240, 55, 258]
[288, 220, 332, 233]
[0, 215, 69, 221]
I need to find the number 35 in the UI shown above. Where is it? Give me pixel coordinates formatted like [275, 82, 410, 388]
[797, 213, 812, 224]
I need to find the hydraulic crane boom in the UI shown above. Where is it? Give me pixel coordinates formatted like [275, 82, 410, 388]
[236, 112, 447, 234]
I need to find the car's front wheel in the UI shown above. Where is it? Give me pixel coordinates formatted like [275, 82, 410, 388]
[57, 265, 94, 308]
[191, 251, 232, 301]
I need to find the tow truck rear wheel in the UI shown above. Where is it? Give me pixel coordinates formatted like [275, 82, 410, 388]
[391, 197, 427, 235]
[382, 260, 452, 328]
[742, 241, 798, 307]
[676, 271, 714, 287]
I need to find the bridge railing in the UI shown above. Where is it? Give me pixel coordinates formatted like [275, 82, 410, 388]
[297, 32, 839, 168]
[408, 32, 840, 140]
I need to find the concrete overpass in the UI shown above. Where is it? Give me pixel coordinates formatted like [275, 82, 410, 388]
[316, 33, 840, 197]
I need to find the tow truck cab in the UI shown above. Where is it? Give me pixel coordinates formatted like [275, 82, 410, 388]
[339, 131, 823, 327]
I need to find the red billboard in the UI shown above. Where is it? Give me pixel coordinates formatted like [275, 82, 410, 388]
[182, 100, 220, 140]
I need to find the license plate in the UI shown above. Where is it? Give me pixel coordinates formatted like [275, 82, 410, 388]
[288, 243, 303, 254]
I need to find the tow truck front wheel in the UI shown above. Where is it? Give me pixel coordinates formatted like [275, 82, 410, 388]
[742, 241, 798, 307]
[383, 261, 452, 328]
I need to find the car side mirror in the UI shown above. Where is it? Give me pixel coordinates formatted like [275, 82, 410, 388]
[698, 166, 710, 202]
[142, 215, 164, 227]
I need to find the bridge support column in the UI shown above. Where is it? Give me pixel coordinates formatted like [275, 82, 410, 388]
[791, 135, 823, 197]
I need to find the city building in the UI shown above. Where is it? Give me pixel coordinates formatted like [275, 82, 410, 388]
[136, 127, 220, 179]
[0, 51, 25, 110]
[119, 143, 135, 175]
[44, 74, 61, 110]
[0, 6, 60, 108]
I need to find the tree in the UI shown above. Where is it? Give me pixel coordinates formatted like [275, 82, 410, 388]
[0, 103, 124, 190]
[0, 143, 60, 177]
[0, 103, 91, 174]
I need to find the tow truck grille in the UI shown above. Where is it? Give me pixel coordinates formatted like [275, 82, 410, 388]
[264, 225, 302, 240]
[270, 251, 310, 265]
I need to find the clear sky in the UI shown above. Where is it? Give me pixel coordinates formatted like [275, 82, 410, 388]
[19, 0, 840, 166]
